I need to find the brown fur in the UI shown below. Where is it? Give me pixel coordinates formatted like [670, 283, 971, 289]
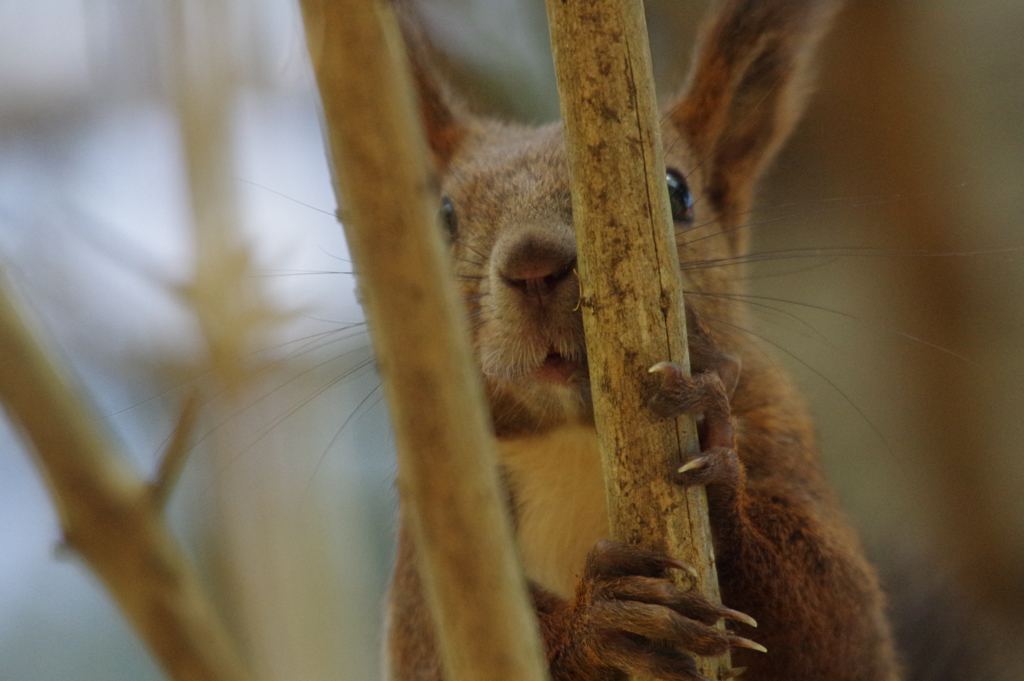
[386, 0, 901, 679]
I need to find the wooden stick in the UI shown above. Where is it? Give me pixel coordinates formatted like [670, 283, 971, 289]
[0, 281, 251, 681]
[297, 1, 549, 680]
[545, 0, 729, 677]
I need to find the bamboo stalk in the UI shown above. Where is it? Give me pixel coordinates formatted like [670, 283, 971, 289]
[297, 1, 549, 680]
[545, 1, 729, 678]
[0, 280, 251, 681]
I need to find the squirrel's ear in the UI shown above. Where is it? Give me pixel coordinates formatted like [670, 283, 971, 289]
[671, 0, 840, 245]
[395, 3, 472, 174]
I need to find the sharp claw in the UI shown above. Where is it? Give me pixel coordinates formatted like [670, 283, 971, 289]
[730, 636, 767, 654]
[677, 456, 709, 474]
[719, 606, 758, 628]
[648, 361, 676, 374]
[660, 556, 699, 579]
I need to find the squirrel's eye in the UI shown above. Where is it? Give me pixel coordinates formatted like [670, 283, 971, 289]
[439, 196, 458, 241]
[666, 169, 694, 225]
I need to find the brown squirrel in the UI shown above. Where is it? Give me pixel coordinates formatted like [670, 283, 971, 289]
[386, 0, 903, 679]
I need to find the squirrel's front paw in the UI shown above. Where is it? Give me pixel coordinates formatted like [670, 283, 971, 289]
[648, 359, 743, 502]
[647, 305, 739, 421]
[646, 307, 745, 517]
[557, 540, 762, 681]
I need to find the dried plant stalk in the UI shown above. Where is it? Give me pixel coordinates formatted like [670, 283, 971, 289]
[545, 0, 729, 677]
[0, 281, 250, 681]
[297, 1, 549, 680]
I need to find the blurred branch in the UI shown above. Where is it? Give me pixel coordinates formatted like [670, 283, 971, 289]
[151, 391, 200, 511]
[171, 0, 280, 391]
[169, 0, 318, 676]
[819, 0, 1019, 613]
[0, 279, 251, 681]
[297, 0, 549, 679]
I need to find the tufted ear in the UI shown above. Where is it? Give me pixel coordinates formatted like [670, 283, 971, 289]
[671, 0, 841, 251]
[394, 2, 473, 175]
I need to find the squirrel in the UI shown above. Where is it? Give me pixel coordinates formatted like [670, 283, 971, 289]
[385, 0, 903, 679]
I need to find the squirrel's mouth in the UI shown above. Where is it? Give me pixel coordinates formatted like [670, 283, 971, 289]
[534, 348, 586, 384]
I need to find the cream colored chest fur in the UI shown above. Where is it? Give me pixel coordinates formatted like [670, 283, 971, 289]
[498, 425, 610, 598]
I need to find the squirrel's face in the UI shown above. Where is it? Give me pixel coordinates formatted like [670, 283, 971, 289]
[438, 121, 739, 437]
[405, 2, 828, 437]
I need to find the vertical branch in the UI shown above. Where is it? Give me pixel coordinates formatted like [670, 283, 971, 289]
[545, 0, 728, 678]
[821, 0, 1015, 612]
[172, 0, 272, 390]
[171, 1, 335, 677]
[297, 1, 549, 680]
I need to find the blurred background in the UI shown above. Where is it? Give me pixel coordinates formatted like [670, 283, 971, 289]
[1, 0, 1023, 679]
